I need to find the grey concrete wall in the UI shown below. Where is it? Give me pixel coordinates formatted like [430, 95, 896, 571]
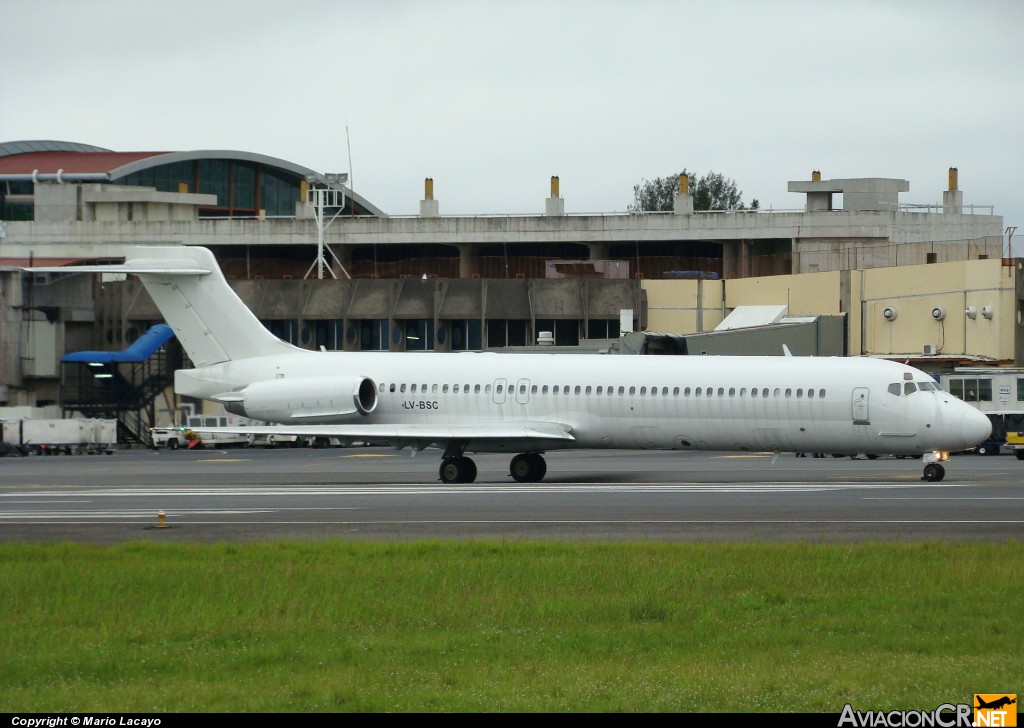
[95, 277, 643, 355]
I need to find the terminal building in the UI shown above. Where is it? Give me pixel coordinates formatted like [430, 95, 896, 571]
[0, 139, 1020, 444]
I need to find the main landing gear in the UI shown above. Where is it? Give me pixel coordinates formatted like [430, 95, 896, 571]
[437, 451, 548, 484]
[509, 452, 547, 483]
[439, 456, 477, 484]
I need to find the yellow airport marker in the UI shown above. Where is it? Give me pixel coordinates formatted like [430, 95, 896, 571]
[158, 510, 166, 529]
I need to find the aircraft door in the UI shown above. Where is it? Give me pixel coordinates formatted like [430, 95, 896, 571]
[852, 387, 870, 425]
[515, 378, 530, 405]
[493, 378, 507, 404]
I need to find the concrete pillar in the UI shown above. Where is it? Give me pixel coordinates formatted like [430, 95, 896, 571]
[545, 175, 565, 216]
[587, 242, 610, 260]
[329, 244, 354, 279]
[419, 178, 439, 218]
[721, 240, 737, 279]
[457, 244, 480, 278]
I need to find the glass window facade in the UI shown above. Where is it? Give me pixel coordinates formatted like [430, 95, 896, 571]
[119, 159, 300, 217]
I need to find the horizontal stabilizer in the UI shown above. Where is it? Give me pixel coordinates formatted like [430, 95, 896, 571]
[26, 260, 212, 275]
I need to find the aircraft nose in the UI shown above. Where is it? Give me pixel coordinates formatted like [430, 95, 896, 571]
[962, 408, 992, 447]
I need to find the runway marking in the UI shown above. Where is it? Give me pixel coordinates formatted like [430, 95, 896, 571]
[867, 496, 1024, 501]
[6, 500, 92, 504]
[0, 482, 980, 498]
[3, 519, 1023, 527]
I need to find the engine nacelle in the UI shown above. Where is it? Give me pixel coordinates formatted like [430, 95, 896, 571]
[218, 375, 377, 423]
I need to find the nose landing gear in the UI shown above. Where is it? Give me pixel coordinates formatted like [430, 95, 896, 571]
[921, 452, 947, 482]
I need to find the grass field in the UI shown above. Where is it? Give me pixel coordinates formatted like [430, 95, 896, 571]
[0, 540, 1019, 712]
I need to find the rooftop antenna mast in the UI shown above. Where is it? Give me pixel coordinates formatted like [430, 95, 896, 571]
[304, 123, 356, 279]
[304, 175, 351, 280]
[346, 119, 354, 215]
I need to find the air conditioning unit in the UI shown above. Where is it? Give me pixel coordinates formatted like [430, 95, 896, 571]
[923, 344, 937, 355]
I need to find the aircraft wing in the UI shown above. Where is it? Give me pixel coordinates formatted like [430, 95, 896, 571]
[182, 421, 575, 451]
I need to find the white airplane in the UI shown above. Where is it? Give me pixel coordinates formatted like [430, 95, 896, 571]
[30, 246, 991, 483]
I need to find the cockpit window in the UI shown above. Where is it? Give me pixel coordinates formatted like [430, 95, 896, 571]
[888, 383, 901, 396]
[918, 381, 938, 391]
[904, 382, 917, 395]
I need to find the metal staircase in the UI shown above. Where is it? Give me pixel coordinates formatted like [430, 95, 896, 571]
[60, 325, 183, 446]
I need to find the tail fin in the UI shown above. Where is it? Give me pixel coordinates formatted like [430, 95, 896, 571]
[29, 246, 297, 366]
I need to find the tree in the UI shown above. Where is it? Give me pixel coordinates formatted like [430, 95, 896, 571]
[629, 169, 759, 212]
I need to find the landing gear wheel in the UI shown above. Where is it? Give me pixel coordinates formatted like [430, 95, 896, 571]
[439, 456, 477, 484]
[510, 452, 547, 482]
[922, 463, 945, 482]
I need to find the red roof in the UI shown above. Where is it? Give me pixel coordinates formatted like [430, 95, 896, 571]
[0, 151, 167, 175]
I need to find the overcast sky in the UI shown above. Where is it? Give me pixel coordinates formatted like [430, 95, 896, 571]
[2, 0, 1022, 241]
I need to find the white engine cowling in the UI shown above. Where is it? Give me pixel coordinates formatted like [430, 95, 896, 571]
[219, 376, 377, 423]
